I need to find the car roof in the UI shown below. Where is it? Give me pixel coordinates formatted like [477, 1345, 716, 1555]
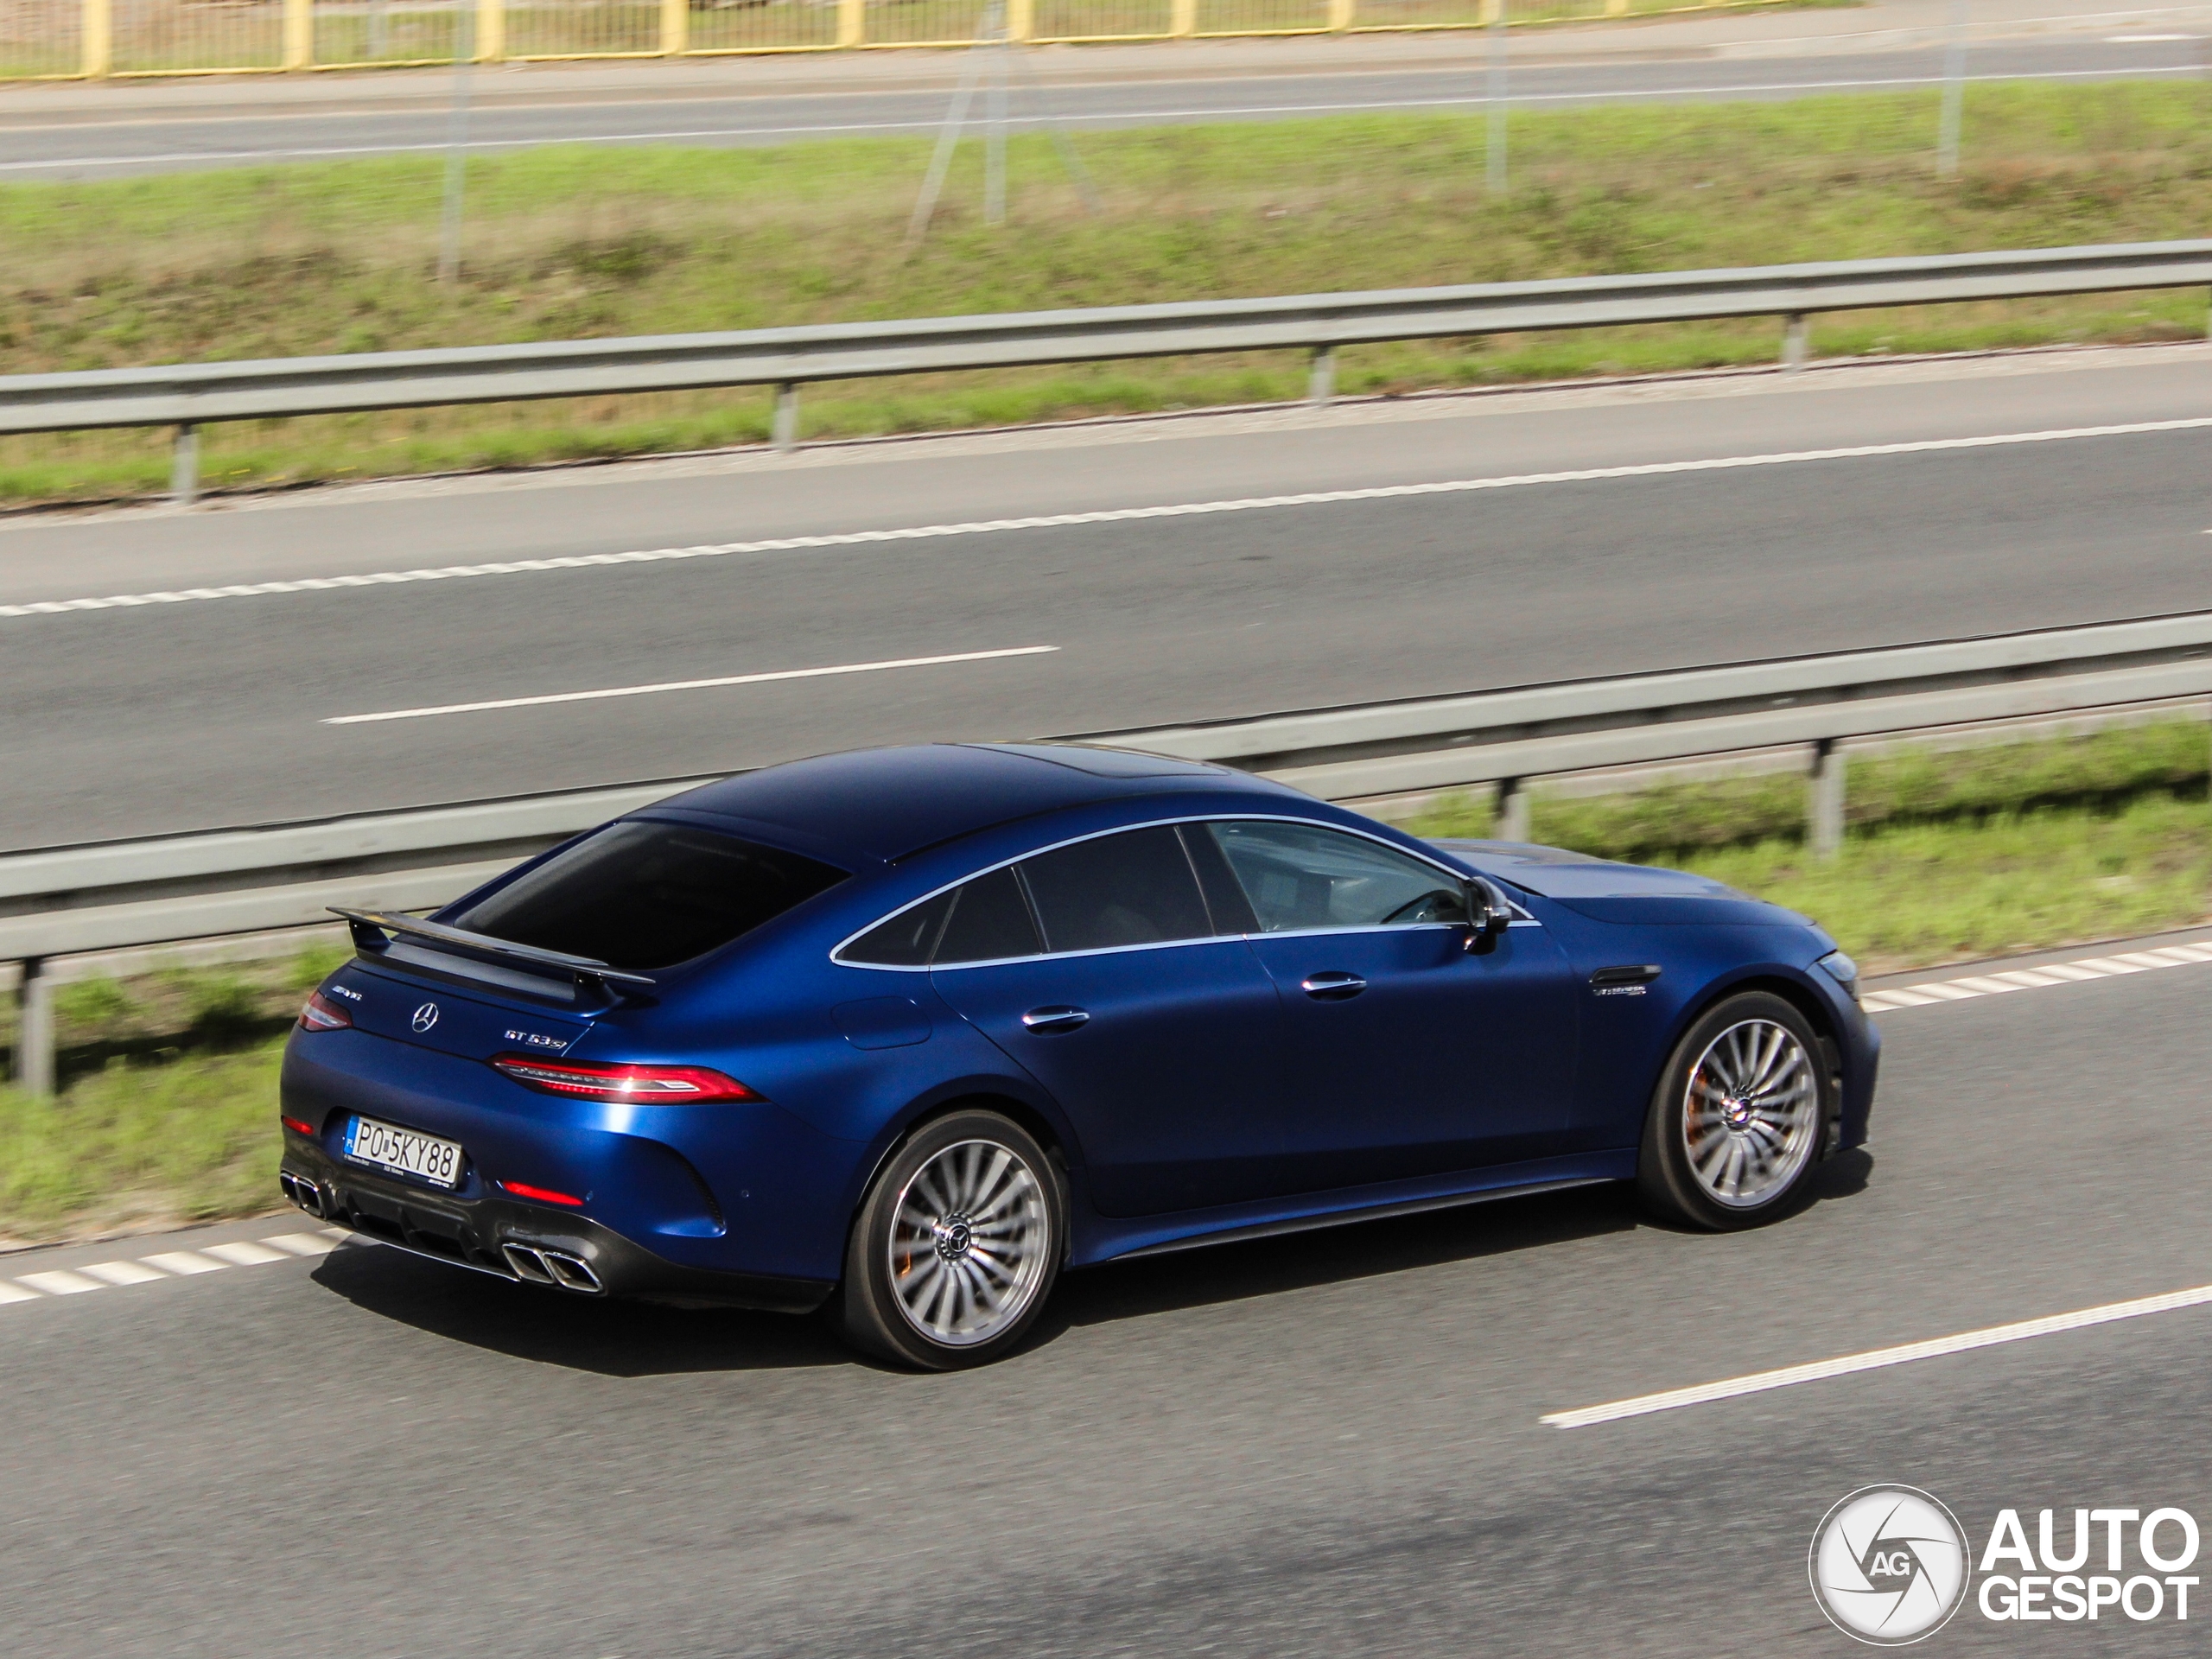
[649, 742, 1284, 864]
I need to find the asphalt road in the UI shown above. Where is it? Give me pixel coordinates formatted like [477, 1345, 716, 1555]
[0, 38, 2204, 177]
[3, 939, 2209, 1656]
[3, 347, 2209, 851]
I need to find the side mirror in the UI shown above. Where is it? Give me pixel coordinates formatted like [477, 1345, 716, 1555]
[1461, 876, 1512, 953]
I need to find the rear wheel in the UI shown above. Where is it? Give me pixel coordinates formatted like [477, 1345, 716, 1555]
[839, 1109, 1065, 1370]
[1637, 992, 1829, 1230]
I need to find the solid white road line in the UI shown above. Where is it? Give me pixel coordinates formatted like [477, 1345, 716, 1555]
[1859, 938, 2212, 1011]
[0, 67, 2196, 173]
[1544, 1282, 2212, 1427]
[324, 644, 1060, 725]
[10, 416, 2212, 623]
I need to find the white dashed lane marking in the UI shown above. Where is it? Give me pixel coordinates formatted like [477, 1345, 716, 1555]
[0, 1227, 350, 1309]
[5, 416, 2212, 621]
[1860, 941, 2212, 1010]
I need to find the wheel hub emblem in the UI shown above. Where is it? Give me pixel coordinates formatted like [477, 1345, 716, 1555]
[932, 1215, 973, 1262]
[1722, 1094, 1754, 1128]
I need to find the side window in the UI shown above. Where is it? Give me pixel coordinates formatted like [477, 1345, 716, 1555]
[841, 888, 954, 966]
[933, 867, 1043, 964]
[1207, 821, 1471, 932]
[1019, 827, 1211, 953]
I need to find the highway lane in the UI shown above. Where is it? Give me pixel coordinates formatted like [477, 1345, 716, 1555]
[3, 942, 2211, 1656]
[0, 39, 2202, 176]
[2, 348, 2209, 850]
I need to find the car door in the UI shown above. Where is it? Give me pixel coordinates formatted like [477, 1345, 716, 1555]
[923, 825, 1292, 1217]
[1205, 819, 1580, 1191]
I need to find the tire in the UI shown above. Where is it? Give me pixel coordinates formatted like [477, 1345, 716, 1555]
[838, 1109, 1066, 1370]
[1637, 991, 1831, 1231]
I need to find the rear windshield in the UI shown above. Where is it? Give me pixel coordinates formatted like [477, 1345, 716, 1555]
[449, 821, 848, 971]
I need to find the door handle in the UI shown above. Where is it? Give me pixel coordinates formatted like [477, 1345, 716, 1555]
[1300, 972, 1367, 1000]
[1020, 1005, 1091, 1034]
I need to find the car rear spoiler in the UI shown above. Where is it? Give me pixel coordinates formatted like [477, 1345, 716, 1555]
[331, 907, 658, 1001]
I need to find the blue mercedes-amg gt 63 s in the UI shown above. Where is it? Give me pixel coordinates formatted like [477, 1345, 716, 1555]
[279, 741, 1877, 1369]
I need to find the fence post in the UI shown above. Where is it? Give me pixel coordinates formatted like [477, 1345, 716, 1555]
[1008, 0, 1033, 41]
[1782, 312, 1808, 371]
[837, 0, 866, 48]
[476, 0, 505, 61]
[1478, 0, 1500, 24]
[1809, 739, 1845, 858]
[1327, 0, 1354, 29]
[1605, 0, 1626, 12]
[772, 384, 800, 452]
[81, 0, 111, 77]
[1496, 778, 1529, 842]
[15, 958, 54, 1099]
[661, 0, 688, 56]
[1307, 346, 1337, 406]
[171, 425, 200, 505]
[283, 0, 314, 69]
[1171, 0, 1197, 36]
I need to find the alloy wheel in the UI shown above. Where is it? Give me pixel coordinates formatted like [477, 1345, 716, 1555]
[1680, 1018, 1821, 1210]
[887, 1138, 1051, 1348]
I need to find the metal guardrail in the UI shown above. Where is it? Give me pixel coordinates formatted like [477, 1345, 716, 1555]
[6, 240, 2209, 502]
[9, 607, 2212, 1093]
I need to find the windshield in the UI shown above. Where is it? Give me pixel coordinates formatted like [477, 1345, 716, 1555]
[449, 820, 848, 971]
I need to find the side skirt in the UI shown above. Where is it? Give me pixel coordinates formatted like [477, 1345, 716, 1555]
[1093, 1163, 1632, 1266]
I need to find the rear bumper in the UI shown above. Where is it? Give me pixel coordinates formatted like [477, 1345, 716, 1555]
[280, 1144, 834, 1314]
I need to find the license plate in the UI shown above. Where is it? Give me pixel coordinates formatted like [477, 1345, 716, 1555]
[343, 1115, 464, 1190]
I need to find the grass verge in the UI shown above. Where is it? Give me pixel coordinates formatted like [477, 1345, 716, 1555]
[4, 721, 2207, 1247]
[3, 79, 2210, 499]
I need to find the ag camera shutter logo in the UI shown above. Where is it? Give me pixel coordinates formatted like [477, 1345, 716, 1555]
[1809, 1485, 1971, 1645]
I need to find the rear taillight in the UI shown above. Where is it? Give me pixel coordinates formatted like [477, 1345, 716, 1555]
[489, 1055, 762, 1103]
[281, 1116, 316, 1136]
[298, 990, 353, 1032]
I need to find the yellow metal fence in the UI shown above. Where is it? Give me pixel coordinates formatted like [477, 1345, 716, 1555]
[22, 0, 1789, 79]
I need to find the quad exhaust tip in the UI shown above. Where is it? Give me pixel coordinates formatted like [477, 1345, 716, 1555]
[502, 1242, 603, 1294]
[279, 1172, 327, 1219]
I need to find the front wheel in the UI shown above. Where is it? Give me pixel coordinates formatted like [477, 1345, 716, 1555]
[838, 1109, 1066, 1370]
[1637, 992, 1831, 1231]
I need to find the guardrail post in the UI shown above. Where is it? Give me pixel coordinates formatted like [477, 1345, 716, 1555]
[1782, 312, 1808, 372]
[660, 0, 688, 56]
[837, 0, 866, 48]
[15, 958, 54, 1099]
[1496, 778, 1529, 842]
[1008, 0, 1033, 41]
[1478, 0, 1501, 25]
[1327, 0, 1354, 30]
[282, 0, 314, 69]
[1605, 0, 1626, 12]
[772, 384, 799, 452]
[170, 425, 200, 506]
[81, 0, 111, 77]
[1809, 739, 1845, 859]
[1171, 0, 1197, 36]
[476, 0, 505, 62]
[1307, 346, 1337, 406]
